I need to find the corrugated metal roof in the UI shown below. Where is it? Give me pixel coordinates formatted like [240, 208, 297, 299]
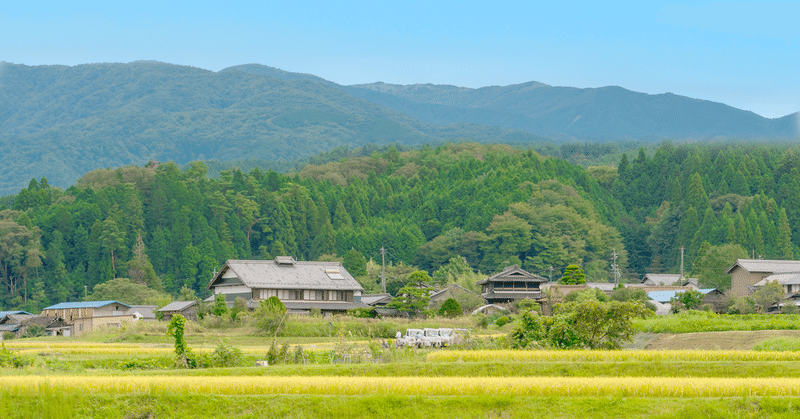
[158, 301, 197, 312]
[43, 301, 131, 310]
[208, 259, 363, 291]
[726, 259, 800, 274]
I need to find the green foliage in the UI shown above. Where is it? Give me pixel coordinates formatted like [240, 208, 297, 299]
[610, 287, 649, 303]
[512, 300, 651, 349]
[559, 265, 586, 285]
[212, 294, 229, 317]
[0, 344, 34, 368]
[564, 288, 609, 303]
[86, 277, 169, 305]
[21, 324, 46, 338]
[210, 341, 246, 367]
[255, 296, 287, 335]
[494, 316, 510, 327]
[388, 282, 433, 317]
[670, 289, 705, 311]
[166, 314, 201, 368]
[438, 298, 462, 317]
[752, 281, 786, 313]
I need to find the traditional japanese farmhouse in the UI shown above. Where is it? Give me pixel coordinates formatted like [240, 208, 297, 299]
[40, 301, 136, 337]
[477, 265, 547, 304]
[726, 259, 800, 297]
[206, 257, 366, 314]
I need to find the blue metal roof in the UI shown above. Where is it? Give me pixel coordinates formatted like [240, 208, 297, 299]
[0, 310, 32, 318]
[43, 301, 131, 310]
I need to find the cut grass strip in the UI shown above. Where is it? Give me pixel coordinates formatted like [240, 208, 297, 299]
[6, 375, 800, 398]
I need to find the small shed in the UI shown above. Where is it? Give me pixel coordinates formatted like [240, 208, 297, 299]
[158, 301, 198, 322]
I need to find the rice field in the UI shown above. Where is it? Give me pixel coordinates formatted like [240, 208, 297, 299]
[6, 340, 800, 418]
[4, 374, 800, 398]
[428, 349, 800, 363]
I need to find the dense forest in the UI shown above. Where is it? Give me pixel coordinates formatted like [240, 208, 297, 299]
[0, 141, 798, 312]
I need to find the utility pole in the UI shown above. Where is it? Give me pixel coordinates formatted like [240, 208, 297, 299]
[549, 266, 553, 283]
[612, 248, 619, 286]
[381, 246, 386, 294]
[680, 247, 685, 280]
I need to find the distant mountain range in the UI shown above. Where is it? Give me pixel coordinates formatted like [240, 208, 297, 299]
[0, 60, 797, 195]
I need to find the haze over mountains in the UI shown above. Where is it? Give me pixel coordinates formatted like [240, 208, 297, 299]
[0, 60, 797, 195]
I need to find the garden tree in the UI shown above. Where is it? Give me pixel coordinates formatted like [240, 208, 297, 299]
[389, 272, 434, 317]
[559, 265, 586, 285]
[670, 289, 705, 311]
[511, 299, 651, 349]
[212, 293, 229, 317]
[178, 286, 197, 301]
[231, 296, 249, 321]
[126, 232, 161, 290]
[691, 243, 748, 290]
[255, 296, 287, 335]
[610, 286, 650, 305]
[86, 277, 170, 305]
[438, 297, 462, 317]
[481, 211, 532, 270]
[752, 281, 785, 313]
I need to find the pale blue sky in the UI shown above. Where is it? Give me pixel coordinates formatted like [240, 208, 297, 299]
[2, 1, 798, 118]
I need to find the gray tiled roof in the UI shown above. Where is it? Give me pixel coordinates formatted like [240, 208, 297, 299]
[282, 301, 367, 311]
[726, 259, 800, 274]
[158, 301, 197, 312]
[477, 265, 547, 285]
[754, 273, 800, 287]
[208, 259, 363, 292]
[360, 294, 393, 306]
[482, 290, 543, 300]
[642, 274, 699, 286]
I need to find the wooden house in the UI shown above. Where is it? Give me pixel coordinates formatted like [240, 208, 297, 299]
[158, 301, 199, 322]
[40, 301, 136, 337]
[726, 259, 800, 297]
[206, 257, 367, 314]
[477, 265, 547, 304]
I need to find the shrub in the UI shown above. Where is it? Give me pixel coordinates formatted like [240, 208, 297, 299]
[0, 344, 34, 368]
[782, 304, 800, 315]
[211, 341, 246, 367]
[349, 307, 376, 318]
[438, 298, 462, 317]
[495, 316, 510, 327]
[256, 297, 288, 335]
[21, 324, 46, 338]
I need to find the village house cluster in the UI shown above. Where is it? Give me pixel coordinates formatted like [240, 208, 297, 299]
[3, 257, 800, 338]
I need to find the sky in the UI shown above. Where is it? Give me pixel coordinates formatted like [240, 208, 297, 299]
[2, 1, 799, 119]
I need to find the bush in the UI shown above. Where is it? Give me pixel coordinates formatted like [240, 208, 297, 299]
[349, 307, 376, 318]
[256, 297, 288, 335]
[516, 299, 540, 313]
[782, 304, 800, 315]
[211, 341, 246, 367]
[438, 298, 462, 317]
[21, 324, 46, 338]
[2, 331, 15, 340]
[0, 344, 34, 368]
[495, 316, 510, 327]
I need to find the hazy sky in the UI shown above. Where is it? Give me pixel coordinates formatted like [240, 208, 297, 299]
[3, 1, 798, 118]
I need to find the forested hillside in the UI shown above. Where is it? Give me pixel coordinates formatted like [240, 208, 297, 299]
[0, 61, 541, 194]
[0, 141, 798, 312]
